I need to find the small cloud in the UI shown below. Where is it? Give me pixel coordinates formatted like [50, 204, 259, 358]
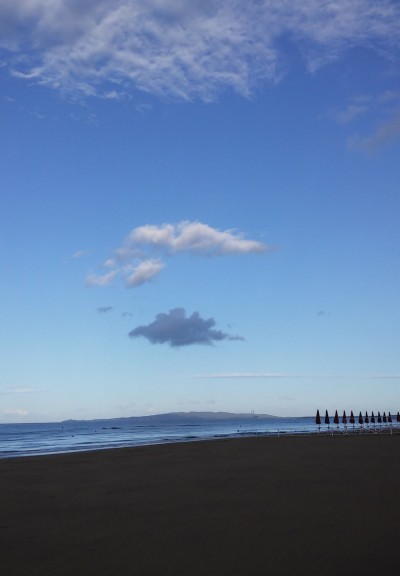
[97, 306, 113, 313]
[335, 103, 369, 125]
[103, 258, 117, 268]
[122, 311, 133, 317]
[129, 308, 244, 347]
[3, 408, 29, 417]
[0, 386, 46, 395]
[125, 259, 165, 288]
[135, 103, 153, 113]
[317, 310, 325, 316]
[104, 90, 123, 100]
[85, 270, 117, 287]
[349, 108, 400, 151]
[71, 249, 90, 259]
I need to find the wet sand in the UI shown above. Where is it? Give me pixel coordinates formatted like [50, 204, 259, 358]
[1, 433, 399, 576]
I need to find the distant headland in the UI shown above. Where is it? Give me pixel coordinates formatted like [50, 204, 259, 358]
[62, 411, 280, 424]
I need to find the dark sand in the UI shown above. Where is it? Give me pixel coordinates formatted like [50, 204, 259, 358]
[1, 434, 399, 576]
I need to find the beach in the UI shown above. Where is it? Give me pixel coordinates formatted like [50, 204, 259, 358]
[1, 434, 399, 576]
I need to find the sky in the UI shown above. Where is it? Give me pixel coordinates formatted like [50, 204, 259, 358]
[1, 0, 400, 422]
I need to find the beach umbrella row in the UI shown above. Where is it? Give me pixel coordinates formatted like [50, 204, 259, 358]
[315, 409, 400, 429]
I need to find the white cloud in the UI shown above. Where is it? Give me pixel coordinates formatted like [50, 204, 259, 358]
[125, 259, 165, 287]
[71, 249, 90, 259]
[3, 408, 29, 417]
[192, 372, 400, 379]
[129, 221, 267, 255]
[1, 1, 399, 100]
[85, 270, 117, 287]
[87, 221, 268, 288]
[0, 386, 46, 395]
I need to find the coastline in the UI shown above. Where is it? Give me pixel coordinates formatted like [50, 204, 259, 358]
[2, 415, 398, 459]
[2, 434, 400, 575]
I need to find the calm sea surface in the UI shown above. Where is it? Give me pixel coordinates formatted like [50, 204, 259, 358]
[1, 416, 396, 458]
[0, 416, 321, 458]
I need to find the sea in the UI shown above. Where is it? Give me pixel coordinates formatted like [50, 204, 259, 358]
[2, 414, 396, 459]
[0, 415, 320, 459]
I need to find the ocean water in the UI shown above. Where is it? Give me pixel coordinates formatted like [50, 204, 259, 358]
[1, 416, 396, 458]
[0, 416, 320, 458]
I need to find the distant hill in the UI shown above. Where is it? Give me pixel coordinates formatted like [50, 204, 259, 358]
[63, 411, 279, 424]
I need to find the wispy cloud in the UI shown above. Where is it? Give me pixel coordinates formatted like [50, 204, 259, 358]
[335, 100, 370, 125]
[192, 372, 400, 379]
[0, 386, 46, 395]
[1, 1, 399, 100]
[85, 270, 117, 287]
[97, 306, 113, 314]
[3, 408, 29, 417]
[86, 221, 268, 289]
[328, 89, 400, 149]
[71, 249, 90, 259]
[193, 372, 303, 379]
[349, 107, 400, 151]
[125, 259, 165, 288]
[129, 307, 244, 347]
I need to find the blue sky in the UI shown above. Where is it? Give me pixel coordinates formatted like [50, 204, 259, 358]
[1, 1, 400, 422]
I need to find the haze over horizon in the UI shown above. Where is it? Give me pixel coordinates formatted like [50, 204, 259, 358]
[1, 1, 400, 423]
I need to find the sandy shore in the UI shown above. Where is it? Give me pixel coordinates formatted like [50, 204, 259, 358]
[1, 434, 399, 576]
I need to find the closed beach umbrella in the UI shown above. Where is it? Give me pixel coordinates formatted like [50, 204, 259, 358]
[388, 412, 392, 423]
[334, 410, 339, 427]
[358, 412, 363, 426]
[325, 410, 330, 428]
[350, 411, 355, 425]
[342, 410, 347, 425]
[397, 412, 400, 423]
[365, 411, 369, 425]
[315, 409, 321, 425]
[371, 411, 376, 424]
[383, 412, 387, 424]
[378, 412, 382, 424]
